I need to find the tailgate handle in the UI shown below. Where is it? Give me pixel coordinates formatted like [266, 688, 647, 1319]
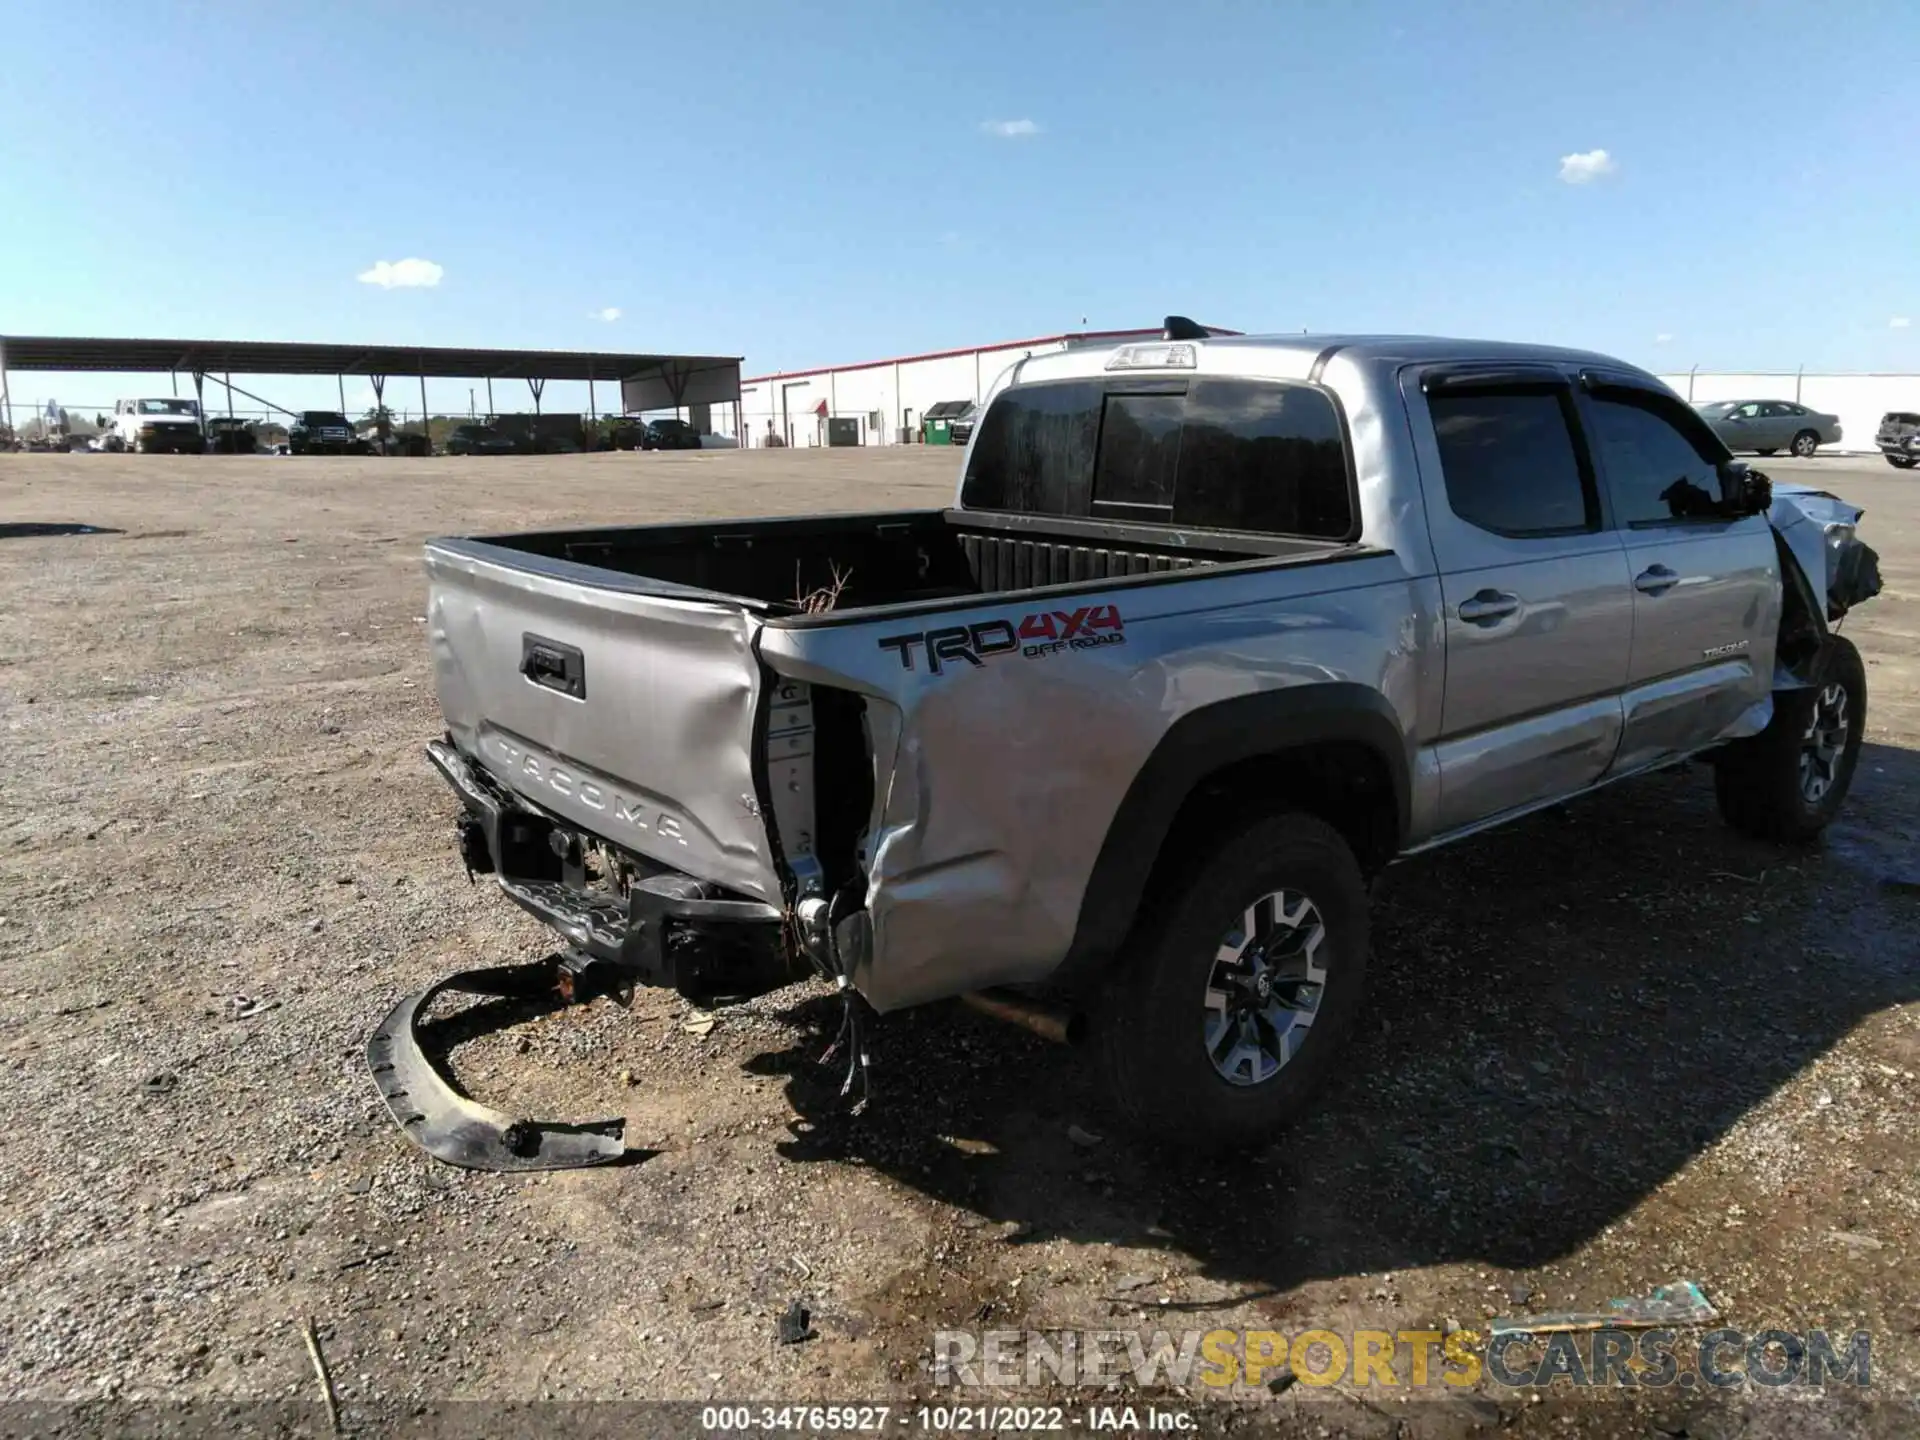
[520, 634, 586, 699]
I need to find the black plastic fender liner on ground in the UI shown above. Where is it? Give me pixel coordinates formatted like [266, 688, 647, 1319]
[366, 957, 626, 1172]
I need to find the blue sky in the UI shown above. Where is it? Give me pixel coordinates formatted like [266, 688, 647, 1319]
[3, 0, 1917, 417]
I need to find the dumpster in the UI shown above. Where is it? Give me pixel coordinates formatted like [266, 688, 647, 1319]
[922, 399, 973, 446]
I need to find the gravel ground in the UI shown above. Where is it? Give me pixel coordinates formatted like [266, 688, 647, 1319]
[1, 449, 1916, 1438]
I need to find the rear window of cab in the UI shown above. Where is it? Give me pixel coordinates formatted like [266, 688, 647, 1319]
[960, 377, 1356, 540]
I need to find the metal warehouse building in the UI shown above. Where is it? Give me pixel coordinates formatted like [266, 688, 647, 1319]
[728, 324, 1235, 449]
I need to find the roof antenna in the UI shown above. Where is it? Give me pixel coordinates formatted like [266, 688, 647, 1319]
[1162, 315, 1209, 341]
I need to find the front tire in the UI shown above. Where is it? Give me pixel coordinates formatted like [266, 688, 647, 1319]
[1886, 454, 1916, 470]
[1791, 429, 1820, 458]
[1713, 636, 1866, 843]
[1094, 812, 1370, 1152]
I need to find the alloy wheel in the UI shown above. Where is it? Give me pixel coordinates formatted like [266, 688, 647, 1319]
[1798, 681, 1850, 805]
[1203, 890, 1328, 1086]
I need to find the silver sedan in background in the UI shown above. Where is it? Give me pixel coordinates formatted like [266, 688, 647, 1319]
[1695, 399, 1841, 457]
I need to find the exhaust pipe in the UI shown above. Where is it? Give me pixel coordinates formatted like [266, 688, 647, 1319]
[959, 989, 1084, 1046]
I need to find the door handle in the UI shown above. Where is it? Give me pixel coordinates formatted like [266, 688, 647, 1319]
[1457, 589, 1520, 624]
[1634, 565, 1679, 595]
[520, 633, 586, 698]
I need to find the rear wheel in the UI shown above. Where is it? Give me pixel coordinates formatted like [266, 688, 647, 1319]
[1094, 812, 1370, 1152]
[1713, 636, 1866, 843]
[1791, 429, 1820, 458]
[1886, 454, 1916, 470]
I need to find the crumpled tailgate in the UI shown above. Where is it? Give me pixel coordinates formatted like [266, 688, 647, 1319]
[424, 539, 782, 905]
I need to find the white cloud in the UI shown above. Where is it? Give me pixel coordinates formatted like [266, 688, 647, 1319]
[1655, 333, 1674, 344]
[1892, 316, 1911, 329]
[589, 306, 622, 322]
[980, 118, 1041, 139]
[357, 258, 444, 289]
[1558, 149, 1617, 185]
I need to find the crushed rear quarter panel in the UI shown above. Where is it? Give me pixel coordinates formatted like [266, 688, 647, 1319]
[759, 552, 1430, 1010]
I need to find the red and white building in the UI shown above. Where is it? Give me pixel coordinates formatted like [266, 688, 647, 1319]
[728, 325, 1235, 448]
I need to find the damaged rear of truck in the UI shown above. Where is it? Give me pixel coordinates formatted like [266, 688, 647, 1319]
[378, 325, 1882, 1168]
[421, 498, 1400, 1016]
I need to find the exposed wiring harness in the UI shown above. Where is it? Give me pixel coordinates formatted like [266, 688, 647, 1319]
[817, 974, 871, 1115]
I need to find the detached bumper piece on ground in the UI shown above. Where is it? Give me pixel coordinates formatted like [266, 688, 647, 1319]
[367, 956, 627, 1172]
[369, 740, 799, 1172]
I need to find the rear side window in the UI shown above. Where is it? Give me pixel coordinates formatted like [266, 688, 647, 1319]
[1586, 391, 1726, 525]
[962, 377, 1354, 538]
[1428, 389, 1594, 536]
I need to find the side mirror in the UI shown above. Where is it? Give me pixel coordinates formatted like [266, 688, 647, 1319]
[1718, 462, 1771, 517]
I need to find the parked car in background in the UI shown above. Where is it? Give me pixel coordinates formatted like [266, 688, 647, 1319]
[949, 403, 982, 446]
[1695, 399, 1840, 458]
[644, 417, 702, 450]
[204, 417, 257, 454]
[108, 397, 205, 453]
[361, 427, 433, 457]
[288, 411, 356, 455]
[445, 424, 517, 456]
[604, 417, 650, 451]
[1874, 411, 1920, 469]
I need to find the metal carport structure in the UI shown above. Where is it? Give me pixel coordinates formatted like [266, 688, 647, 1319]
[0, 335, 743, 437]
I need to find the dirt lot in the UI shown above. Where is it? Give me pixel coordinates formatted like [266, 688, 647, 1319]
[2, 449, 1917, 1438]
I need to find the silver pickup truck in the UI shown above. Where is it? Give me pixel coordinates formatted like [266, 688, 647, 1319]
[386, 323, 1882, 1165]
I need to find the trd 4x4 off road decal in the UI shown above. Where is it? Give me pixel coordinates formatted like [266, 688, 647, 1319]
[878, 604, 1126, 674]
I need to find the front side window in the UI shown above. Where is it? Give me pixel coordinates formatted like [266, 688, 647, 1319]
[1428, 389, 1594, 537]
[1586, 392, 1727, 525]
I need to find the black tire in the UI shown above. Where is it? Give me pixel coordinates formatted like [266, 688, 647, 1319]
[1713, 635, 1866, 844]
[1093, 811, 1370, 1153]
[1757, 448, 1778, 456]
[1886, 454, 1916, 470]
[1790, 429, 1820, 458]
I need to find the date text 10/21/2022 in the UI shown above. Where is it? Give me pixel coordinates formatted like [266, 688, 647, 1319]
[697, 1405, 1194, 1432]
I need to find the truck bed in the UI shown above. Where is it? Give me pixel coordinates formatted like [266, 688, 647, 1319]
[448, 508, 1340, 618]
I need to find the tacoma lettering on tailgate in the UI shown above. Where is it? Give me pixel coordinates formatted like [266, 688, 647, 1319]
[480, 733, 688, 845]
